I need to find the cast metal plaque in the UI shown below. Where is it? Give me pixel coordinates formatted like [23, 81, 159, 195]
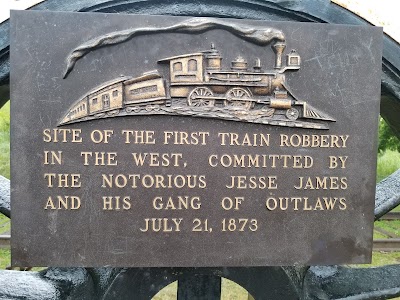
[10, 11, 382, 267]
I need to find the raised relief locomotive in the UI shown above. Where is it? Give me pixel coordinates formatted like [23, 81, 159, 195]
[60, 42, 335, 129]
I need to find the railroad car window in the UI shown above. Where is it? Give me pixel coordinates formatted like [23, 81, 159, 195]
[173, 62, 182, 72]
[113, 90, 118, 97]
[102, 94, 110, 108]
[188, 59, 197, 72]
[92, 98, 97, 105]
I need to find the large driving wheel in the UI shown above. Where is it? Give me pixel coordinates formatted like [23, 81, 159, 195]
[224, 88, 253, 110]
[187, 87, 215, 107]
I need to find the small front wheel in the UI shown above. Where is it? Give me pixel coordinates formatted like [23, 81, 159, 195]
[286, 107, 299, 120]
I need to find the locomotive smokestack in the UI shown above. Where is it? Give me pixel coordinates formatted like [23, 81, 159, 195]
[272, 42, 286, 69]
[206, 43, 222, 70]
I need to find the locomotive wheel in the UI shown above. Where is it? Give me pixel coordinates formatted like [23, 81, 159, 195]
[224, 88, 253, 110]
[286, 107, 299, 120]
[187, 87, 215, 107]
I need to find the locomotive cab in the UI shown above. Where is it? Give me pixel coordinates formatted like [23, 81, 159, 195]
[159, 53, 206, 98]
[159, 54, 204, 83]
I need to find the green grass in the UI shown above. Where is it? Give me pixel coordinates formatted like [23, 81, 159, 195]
[152, 278, 251, 300]
[0, 214, 10, 234]
[377, 149, 400, 182]
[0, 249, 10, 269]
[0, 101, 10, 270]
[375, 220, 400, 237]
[221, 278, 252, 300]
[353, 251, 400, 268]
[373, 230, 387, 239]
[371, 251, 400, 266]
[0, 101, 9, 179]
[0, 101, 10, 131]
[152, 281, 177, 300]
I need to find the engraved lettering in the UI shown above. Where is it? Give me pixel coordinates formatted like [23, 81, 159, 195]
[101, 174, 206, 189]
[226, 176, 277, 189]
[44, 173, 81, 188]
[329, 156, 348, 169]
[266, 196, 347, 211]
[221, 197, 244, 210]
[221, 218, 258, 232]
[139, 218, 182, 232]
[294, 176, 347, 190]
[43, 151, 63, 165]
[280, 134, 349, 148]
[163, 131, 209, 145]
[192, 219, 211, 232]
[102, 196, 131, 210]
[131, 152, 183, 167]
[218, 132, 270, 147]
[44, 196, 81, 210]
[208, 154, 313, 168]
[81, 152, 118, 166]
[121, 130, 156, 144]
[153, 196, 201, 210]
[43, 128, 82, 143]
[90, 129, 114, 143]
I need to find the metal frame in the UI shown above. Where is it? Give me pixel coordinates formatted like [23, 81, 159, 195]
[0, 1, 400, 299]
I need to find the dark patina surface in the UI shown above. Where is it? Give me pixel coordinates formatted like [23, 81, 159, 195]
[11, 11, 382, 267]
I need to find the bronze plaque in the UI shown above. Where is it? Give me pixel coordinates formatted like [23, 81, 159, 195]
[10, 11, 382, 267]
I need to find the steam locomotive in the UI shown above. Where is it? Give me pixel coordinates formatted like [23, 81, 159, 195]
[59, 43, 334, 126]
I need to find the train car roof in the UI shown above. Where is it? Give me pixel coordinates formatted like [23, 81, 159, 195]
[124, 70, 162, 85]
[158, 52, 204, 63]
[85, 75, 132, 96]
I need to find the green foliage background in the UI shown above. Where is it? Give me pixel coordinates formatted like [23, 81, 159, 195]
[377, 118, 400, 182]
[379, 117, 400, 153]
[0, 102, 9, 179]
